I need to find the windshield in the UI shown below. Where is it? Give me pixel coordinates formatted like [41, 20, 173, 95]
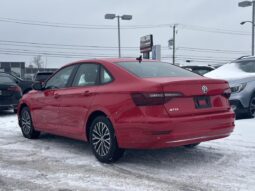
[116, 61, 199, 78]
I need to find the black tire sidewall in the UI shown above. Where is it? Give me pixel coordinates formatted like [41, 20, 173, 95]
[20, 107, 39, 139]
[89, 116, 121, 163]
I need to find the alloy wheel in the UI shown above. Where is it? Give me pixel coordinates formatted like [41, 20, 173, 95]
[91, 122, 111, 157]
[21, 110, 32, 135]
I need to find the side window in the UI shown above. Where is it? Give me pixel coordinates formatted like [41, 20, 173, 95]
[45, 65, 75, 89]
[72, 64, 99, 87]
[101, 67, 113, 84]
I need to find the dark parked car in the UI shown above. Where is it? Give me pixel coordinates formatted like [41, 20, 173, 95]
[0, 72, 33, 94]
[34, 72, 54, 83]
[0, 73, 23, 113]
[182, 65, 215, 75]
[18, 58, 234, 163]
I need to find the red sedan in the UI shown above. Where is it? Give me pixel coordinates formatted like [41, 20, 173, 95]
[17, 58, 235, 163]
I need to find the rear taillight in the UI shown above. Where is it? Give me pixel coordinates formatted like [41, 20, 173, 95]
[8, 86, 22, 93]
[222, 88, 231, 99]
[131, 92, 182, 106]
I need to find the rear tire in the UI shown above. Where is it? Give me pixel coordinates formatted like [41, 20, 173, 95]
[89, 116, 124, 163]
[184, 143, 200, 148]
[247, 94, 255, 118]
[14, 108, 17, 114]
[20, 107, 40, 139]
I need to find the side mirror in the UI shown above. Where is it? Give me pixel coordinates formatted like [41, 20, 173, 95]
[32, 82, 44, 91]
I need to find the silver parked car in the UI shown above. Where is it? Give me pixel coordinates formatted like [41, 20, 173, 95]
[205, 56, 255, 118]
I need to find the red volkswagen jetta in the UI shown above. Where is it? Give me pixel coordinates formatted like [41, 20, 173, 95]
[17, 58, 235, 163]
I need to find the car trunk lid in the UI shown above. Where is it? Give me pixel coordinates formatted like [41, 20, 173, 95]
[145, 77, 231, 117]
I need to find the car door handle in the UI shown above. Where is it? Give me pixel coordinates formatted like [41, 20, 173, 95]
[54, 92, 60, 98]
[82, 90, 91, 96]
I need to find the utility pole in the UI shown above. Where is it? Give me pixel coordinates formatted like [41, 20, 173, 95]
[239, 0, 255, 55]
[172, 25, 176, 65]
[117, 16, 121, 58]
[252, 1, 255, 55]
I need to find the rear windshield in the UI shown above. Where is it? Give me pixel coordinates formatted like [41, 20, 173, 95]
[237, 61, 255, 73]
[116, 61, 199, 78]
[35, 73, 52, 81]
[0, 76, 15, 83]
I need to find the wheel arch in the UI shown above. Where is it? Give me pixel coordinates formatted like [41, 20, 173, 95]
[85, 109, 114, 142]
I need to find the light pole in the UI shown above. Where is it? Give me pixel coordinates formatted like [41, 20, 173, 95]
[172, 25, 177, 65]
[239, 1, 255, 55]
[105, 14, 132, 58]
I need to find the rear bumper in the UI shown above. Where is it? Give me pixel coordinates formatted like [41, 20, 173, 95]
[115, 110, 235, 149]
[0, 98, 19, 110]
[0, 104, 17, 110]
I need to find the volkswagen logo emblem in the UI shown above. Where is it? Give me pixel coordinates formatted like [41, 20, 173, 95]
[202, 85, 208, 94]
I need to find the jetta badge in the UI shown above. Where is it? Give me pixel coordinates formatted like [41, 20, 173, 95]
[202, 85, 208, 94]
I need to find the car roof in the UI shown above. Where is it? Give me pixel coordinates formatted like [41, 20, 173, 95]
[68, 58, 155, 65]
[36, 72, 53, 74]
[233, 56, 255, 62]
[182, 65, 214, 69]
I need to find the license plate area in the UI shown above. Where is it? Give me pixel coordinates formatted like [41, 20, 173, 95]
[194, 96, 211, 109]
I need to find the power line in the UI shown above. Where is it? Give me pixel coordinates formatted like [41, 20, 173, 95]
[0, 39, 249, 54]
[0, 42, 139, 52]
[0, 39, 137, 49]
[180, 24, 250, 36]
[0, 46, 236, 61]
[176, 46, 249, 54]
[0, 17, 250, 36]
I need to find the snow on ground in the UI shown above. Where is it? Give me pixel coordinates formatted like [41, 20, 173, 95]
[0, 110, 254, 191]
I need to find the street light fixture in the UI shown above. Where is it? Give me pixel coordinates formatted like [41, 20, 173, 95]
[239, 1, 252, 7]
[105, 13, 133, 58]
[239, 0, 255, 55]
[240, 21, 253, 25]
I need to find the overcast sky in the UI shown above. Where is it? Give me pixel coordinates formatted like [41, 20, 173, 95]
[0, 0, 251, 68]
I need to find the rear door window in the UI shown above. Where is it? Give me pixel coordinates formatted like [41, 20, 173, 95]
[72, 63, 99, 87]
[100, 67, 113, 84]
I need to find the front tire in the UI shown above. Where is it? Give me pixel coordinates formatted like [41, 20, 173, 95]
[89, 116, 124, 163]
[20, 107, 40, 139]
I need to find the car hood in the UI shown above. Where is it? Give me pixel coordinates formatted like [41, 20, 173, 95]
[204, 62, 255, 84]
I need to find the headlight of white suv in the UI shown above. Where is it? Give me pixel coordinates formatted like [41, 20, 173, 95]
[230, 83, 247, 93]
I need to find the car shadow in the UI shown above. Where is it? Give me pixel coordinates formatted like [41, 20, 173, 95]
[236, 114, 254, 120]
[37, 133, 226, 168]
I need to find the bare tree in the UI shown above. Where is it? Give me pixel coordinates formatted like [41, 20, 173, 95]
[31, 55, 44, 69]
